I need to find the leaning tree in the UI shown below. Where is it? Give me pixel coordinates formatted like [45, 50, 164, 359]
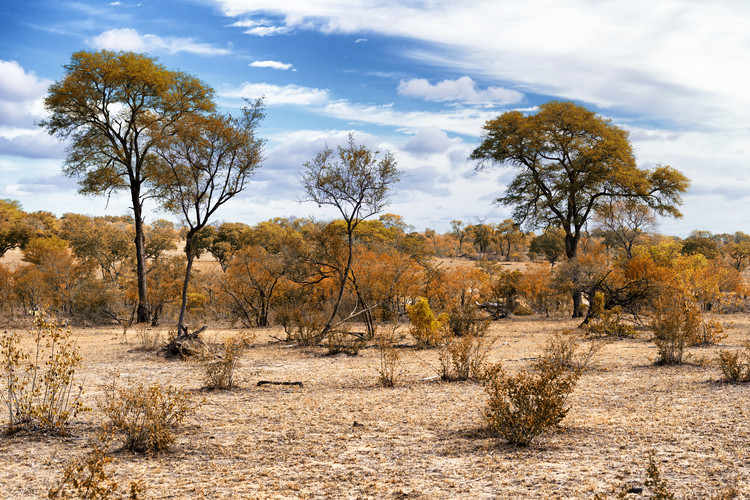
[471, 101, 690, 317]
[301, 134, 401, 339]
[154, 100, 265, 340]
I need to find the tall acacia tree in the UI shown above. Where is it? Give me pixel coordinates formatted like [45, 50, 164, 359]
[41, 50, 215, 323]
[301, 134, 401, 338]
[471, 101, 689, 317]
[154, 100, 265, 337]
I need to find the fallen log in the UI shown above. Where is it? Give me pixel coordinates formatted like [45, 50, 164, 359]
[257, 380, 304, 388]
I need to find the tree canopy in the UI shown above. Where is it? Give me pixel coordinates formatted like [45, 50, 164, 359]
[471, 100, 690, 316]
[41, 49, 215, 324]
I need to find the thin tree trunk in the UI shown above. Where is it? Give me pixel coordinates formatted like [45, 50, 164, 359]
[177, 236, 195, 335]
[321, 225, 354, 338]
[132, 198, 150, 324]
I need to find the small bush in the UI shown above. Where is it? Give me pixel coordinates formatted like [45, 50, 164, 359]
[325, 328, 365, 356]
[717, 344, 750, 383]
[376, 324, 401, 387]
[542, 330, 603, 370]
[512, 304, 534, 316]
[100, 375, 198, 453]
[584, 292, 635, 338]
[439, 332, 495, 381]
[446, 304, 490, 337]
[201, 332, 253, 390]
[134, 326, 161, 352]
[48, 436, 145, 499]
[483, 358, 580, 446]
[645, 450, 675, 500]
[0, 312, 87, 434]
[407, 297, 447, 348]
[651, 296, 700, 365]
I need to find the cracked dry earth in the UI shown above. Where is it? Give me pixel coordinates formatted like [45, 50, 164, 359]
[0, 315, 748, 499]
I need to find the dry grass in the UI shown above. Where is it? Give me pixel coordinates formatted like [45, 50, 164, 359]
[0, 315, 748, 498]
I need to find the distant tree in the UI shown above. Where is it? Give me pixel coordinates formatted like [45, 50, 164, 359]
[450, 220, 467, 255]
[529, 228, 566, 267]
[41, 50, 215, 324]
[154, 100, 264, 336]
[301, 134, 401, 338]
[0, 199, 31, 256]
[471, 100, 689, 317]
[595, 199, 656, 259]
[681, 231, 719, 260]
[724, 232, 750, 270]
[59, 213, 133, 282]
[495, 218, 523, 259]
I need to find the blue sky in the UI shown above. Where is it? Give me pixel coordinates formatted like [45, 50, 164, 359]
[2, 0, 750, 236]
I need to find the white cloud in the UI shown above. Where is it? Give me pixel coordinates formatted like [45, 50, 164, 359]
[250, 60, 295, 71]
[220, 82, 329, 106]
[0, 61, 51, 133]
[402, 127, 452, 156]
[210, 0, 750, 131]
[398, 76, 523, 105]
[89, 28, 231, 55]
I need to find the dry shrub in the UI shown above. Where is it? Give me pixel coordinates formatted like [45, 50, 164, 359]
[439, 332, 495, 381]
[406, 297, 447, 348]
[645, 450, 675, 500]
[376, 323, 401, 387]
[325, 328, 364, 356]
[584, 292, 635, 338]
[717, 344, 750, 383]
[201, 332, 254, 390]
[280, 307, 327, 346]
[483, 357, 581, 446]
[542, 330, 603, 370]
[48, 436, 145, 499]
[0, 311, 87, 434]
[134, 325, 161, 352]
[446, 304, 490, 337]
[651, 295, 700, 365]
[100, 375, 198, 453]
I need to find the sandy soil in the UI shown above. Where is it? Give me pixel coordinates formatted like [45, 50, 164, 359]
[0, 314, 748, 499]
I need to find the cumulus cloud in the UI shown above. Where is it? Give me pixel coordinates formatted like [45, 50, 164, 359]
[0, 61, 51, 134]
[250, 60, 295, 70]
[402, 127, 452, 156]
[220, 82, 329, 106]
[398, 76, 523, 105]
[89, 28, 231, 55]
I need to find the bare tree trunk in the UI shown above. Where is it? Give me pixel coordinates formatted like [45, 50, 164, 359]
[177, 236, 195, 335]
[132, 197, 150, 324]
[321, 226, 354, 339]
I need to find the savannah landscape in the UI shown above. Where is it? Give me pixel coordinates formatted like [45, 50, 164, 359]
[1, 49, 749, 500]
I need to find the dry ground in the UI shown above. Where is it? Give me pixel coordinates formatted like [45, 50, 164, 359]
[0, 314, 749, 499]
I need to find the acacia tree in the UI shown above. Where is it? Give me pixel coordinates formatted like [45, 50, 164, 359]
[471, 101, 690, 317]
[41, 50, 215, 323]
[154, 100, 265, 336]
[301, 134, 401, 338]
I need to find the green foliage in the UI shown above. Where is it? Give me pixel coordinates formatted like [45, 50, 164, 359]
[100, 376, 198, 453]
[584, 292, 635, 337]
[529, 228, 566, 266]
[0, 312, 87, 433]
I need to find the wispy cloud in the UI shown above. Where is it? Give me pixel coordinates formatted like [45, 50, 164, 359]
[230, 19, 289, 36]
[89, 28, 231, 55]
[220, 82, 330, 106]
[398, 76, 523, 105]
[250, 60, 295, 71]
[210, 0, 750, 131]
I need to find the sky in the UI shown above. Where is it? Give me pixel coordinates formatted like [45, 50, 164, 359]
[1, 0, 750, 236]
